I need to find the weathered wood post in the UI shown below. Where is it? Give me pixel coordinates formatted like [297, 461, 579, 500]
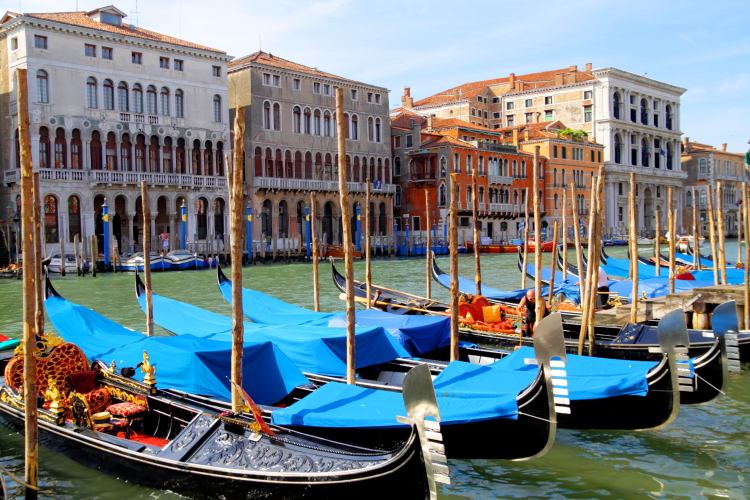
[472, 159, 481, 296]
[33, 173, 44, 344]
[59, 229, 66, 276]
[548, 220, 559, 302]
[73, 234, 80, 276]
[570, 183, 584, 303]
[310, 193, 320, 312]
[229, 106, 245, 411]
[90, 236, 97, 277]
[18, 67, 39, 498]
[336, 88, 356, 385]
[587, 174, 604, 354]
[629, 172, 638, 323]
[706, 184, 719, 285]
[561, 188, 568, 281]
[366, 181, 372, 308]
[737, 190, 743, 265]
[141, 181, 154, 337]
[692, 186, 700, 270]
[521, 188, 530, 289]
[579, 172, 601, 355]
[532, 147, 542, 325]
[654, 209, 661, 277]
[716, 182, 727, 284]
[668, 186, 676, 293]
[449, 173, 460, 362]
[743, 182, 749, 329]
[425, 189, 431, 299]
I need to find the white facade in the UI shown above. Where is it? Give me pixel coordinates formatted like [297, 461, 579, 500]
[0, 6, 231, 257]
[592, 67, 687, 232]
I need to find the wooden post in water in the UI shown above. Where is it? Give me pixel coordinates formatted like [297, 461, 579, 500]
[737, 192, 743, 265]
[366, 181, 372, 308]
[579, 173, 600, 355]
[229, 106, 245, 411]
[33, 173, 44, 343]
[716, 182, 727, 284]
[90, 236, 97, 277]
[425, 189, 431, 299]
[310, 193, 320, 312]
[743, 182, 749, 329]
[521, 188, 530, 289]
[532, 147, 542, 325]
[548, 220, 559, 302]
[18, 67, 39, 499]
[561, 188, 568, 281]
[570, 183, 585, 303]
[141, 181, 154, 337]
[587, 174, 604, 354]
[449, 173, 460, 362]
[59, 227, 66, 276]
[712, 185, 719, 285]
[629, 172, 638, 323]
[654, 210, 661, 277]
[336, 88, 356, 385]
[472, 160, 481, 296]
[668, 186, 676, 293]
[692, 187, 700, 271]
[74, 234, 80, 276]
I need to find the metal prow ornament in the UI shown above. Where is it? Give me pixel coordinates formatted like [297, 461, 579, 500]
[651, 307, 691, 429]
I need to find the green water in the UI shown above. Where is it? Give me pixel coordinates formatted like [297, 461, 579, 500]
[0, 246, 748, 499]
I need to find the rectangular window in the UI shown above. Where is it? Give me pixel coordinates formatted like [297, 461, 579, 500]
[160, 57, 170, 69]
[470, 137, 476, 141]
[323, 84, 330, 95]
[618, 183, 623, 195]
[562, 147, 567, 159]
[85, 44, 96, 57]
[313, 82, 321, 93]
[525, 112, 533, 124]
[573, 148, 583, 161]
[584, 105, 592, 122]
[212, 66, 221, 77]
[263, 73, 271, 85]
[102, 47, 113, 59]
[544, 96, 552, 105]
[375, 94, 381, 104]
[394, 136, 401, 148]
[10, 37, 18, 50]
[406, 135, 413, 148]
[293, 78, 301, 91]
[34, 35, 48, 49]
[493, 112, 500, 119]
[525, 99, 533, 107]
[272, 75, 280, 87]
[412, 216, 421, 231]
[351, 89, 358, 100]
[630, 95, 635, 104]
[131, 52, 142, 64]
[506, 102, 514, 110]
[553, 145, 558, 158]
[367, 92, 373, 103]
[618, 206, 623, 222]
[173, 59, 184, 71]
[484, 111, 488, 118]
[544, 110, 553, 121]
[584, 90, 592, 100]
[630, 108, 637, 122]
[506, 115, 514, 126]
[598, 151, 601, 162]
[492, 97, 499, 104]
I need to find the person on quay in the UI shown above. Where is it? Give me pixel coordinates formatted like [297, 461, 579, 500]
[516, 289, 549, 337]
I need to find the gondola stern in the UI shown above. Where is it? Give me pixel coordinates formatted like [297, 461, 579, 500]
[44, 268, 62, 299]
[216, 264, 230, 286]
[134, 268, 146, 298]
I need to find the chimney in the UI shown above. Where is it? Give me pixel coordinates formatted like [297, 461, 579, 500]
[555, 73, 564, 86]
[585, 63, 592, 73]
[524, 129, 530, 142]
[426, 115, 433, 129]
[721, 143, 727, 151]
[512, 128, 519, 146]
[682, 137, 689, 147]
[569, 65, 577, 72]
[402, 87, 413, 108]
[509, 73, 516, 88]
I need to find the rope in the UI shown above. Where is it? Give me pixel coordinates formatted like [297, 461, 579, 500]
[0, 463, 39, 491]
[516, 410, 555, 424]
[693, 372, 726, 396]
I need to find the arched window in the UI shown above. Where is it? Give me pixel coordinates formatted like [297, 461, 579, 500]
[196, 197, 207, 239]
[686, 190, 692, 206]
[665, 105, 673, 130]
[213, 95, 222, 122]
[263, 102, 271, 130]
[214, 198, 225, 236]
[261, 199, 273, 237]
[68, 195, 80, 242]
[44, 195, 59, 243]
[121, 133, 132, 171]
[666, 143, 673, 170]
[278, 200, 289, 237]
[103, 79, 114, 110]
[395, 186, 402, 206]
[160, 87, 170, 116]
[294, 151, 302, 179]
[641, 139, 649, 167]
[439, 184, 447, 207]
[39, 126, 50, 169]
[216, 142, 224, 176]
[479, 186, 484, 203]
[640, 98, 648, 125]
[303, 108, 311, 134]
[478, 156, 484, 175]
[71, 129, 82, 169]
[175, 89, 184, 118]
[146, 85, 157, 114]
[375, 118, 381, 143]
[118, 82, 129, 111]
[368, 117, 374, 141]
[203, 141, 213, 176]
[554, 193, 558, 209]
[133, 84, 143, 113]
[323, 111, 331, 136]
[699, 190, 707, 206]
[135, 134, 146, 171]
[466, 155, 472, 174]
[149, 136, 160, 172]
[614, 134, 622, 164]
[106, 132, 117, 170]
[350, 115, 358, 140]
[353, 157, 361, 182]
[440, 157, 446, 177]
[292, 106, 301, 133]
[613, 92, 621, 120]
[304, 152, 313, 179]
[36, 70, 49, 103]
[285, 150, 293, 178]
[86, 77, 98, 108]
[273, 103, 281, 131]
[163, 136, 173, 172]
[54, 128, 66, 169]
[699, 158, 707, 174]
[313, 109, 321, 135]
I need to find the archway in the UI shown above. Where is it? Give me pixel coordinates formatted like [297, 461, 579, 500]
[323, 202, 334, 245]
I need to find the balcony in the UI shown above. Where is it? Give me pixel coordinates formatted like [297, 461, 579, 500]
[488, 175, 513, 185]
[488, 203, 522, 213]
[4, 168, 225, 189]
[471, 141, 518, 153]
[252, 176, 396, 194]
[410, 171, 437, 182]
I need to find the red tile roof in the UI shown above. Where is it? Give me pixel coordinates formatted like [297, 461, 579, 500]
[229, 51, 379, 88]
[420, 135, 475, 149]
[390, 110, 426, 129]
[16, 10, 225, 53]
[683, 141, 744, 156]
[428, 117, 494, 132]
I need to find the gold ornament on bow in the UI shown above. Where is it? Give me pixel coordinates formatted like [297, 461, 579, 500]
[44, 376, 64, 411]
[141, 350, 157, 385]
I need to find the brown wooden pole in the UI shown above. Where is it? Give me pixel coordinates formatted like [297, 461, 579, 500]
[743, 182, 749, 329]
[425, 189, 431, 299]
[141, 181, 154, 337]
[73, 234, 80, 276]
[706, 183, 719, 285]
[521, 188, 530, 289]
[654, 209, 661, 276]
[587, 173, 604, 354]
[33, 173, 44, 345]
[561, 187, 568, 281]
[229, 106, 245, 411]
[716, 182, 727, 284]
[310, 193, 320, 312]
[89, 236, 97, 277]
[59, 224, 66, 276]
[579, 173, 600, 355]
[629, 172, 638, 323]
[692, 186, 700, 270]
[737, 190, 743, 265]
[18, 67, 39, 498]
[472, 159, 481, 296]
[533, 147, 542, 325]
[548, 220, 559, 302]
[668, 186, 676, 293]
[570, 182, 584, 301]
[449, 173, 460, 362]
[366, 181, 372, 308]
[335, 88, 356, 385]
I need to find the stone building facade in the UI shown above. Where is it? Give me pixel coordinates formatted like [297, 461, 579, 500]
[0, 6, 231, 256]
[228, 52, 395, 248]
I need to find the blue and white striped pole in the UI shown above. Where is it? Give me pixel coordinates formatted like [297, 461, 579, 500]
[102, 198, 110, 270]
[356, 204, 361, 252]
[247, 202, 252, 262]
[180, 200, 187, 250]
[305, 204, 311, 257]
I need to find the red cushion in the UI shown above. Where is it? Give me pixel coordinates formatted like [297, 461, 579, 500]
[69, 371, 97, 394]
[676, 273, 695, 280]
[84, 388, 112, 414]
[107, 402, 146, 418]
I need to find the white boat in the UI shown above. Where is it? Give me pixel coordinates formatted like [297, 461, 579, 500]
[121, 252, 172, 272]
[636, 237, 653, 245]
[44, 253, 90, 273]
[164, 250, 199, 269]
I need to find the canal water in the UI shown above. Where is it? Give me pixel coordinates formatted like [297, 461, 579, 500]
[0, 245, 748, 499]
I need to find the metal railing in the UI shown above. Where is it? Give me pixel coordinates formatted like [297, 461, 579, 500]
[488, 175, 513, 185]
[252, 176, 396, 193]
[4, 168, 226, 188]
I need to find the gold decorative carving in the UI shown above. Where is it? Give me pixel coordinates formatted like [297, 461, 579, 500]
[141, 350, 156, 385]
[43, 376, 64, 411]
[104, 385, 148, 408]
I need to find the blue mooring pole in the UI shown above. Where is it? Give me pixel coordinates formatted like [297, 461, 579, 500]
[356, 205, 361, 252]
[102, 198, 110, 270]
[305, 204, 311, 257]
[247, 202, 252, 263]
[180, 200, 187, 250]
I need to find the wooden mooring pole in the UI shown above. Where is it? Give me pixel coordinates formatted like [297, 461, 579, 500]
[336, 88, 356, 385]
[654, 209, 661, 277]
[521, 188, 530, 289]
[743, 182, 749, 329]
[548, 220, 558, 303]
[141, 181, 154, 337]
[570, 182, 584, 303]
[472, 161, 481, 296]
[449, 173, 460, 362]
[629, 172, 638, 323]
[425, 189, 431, 299]
[692, 186, 700, 270]
[706, 184, 719, 285]
[33, 173, 44, 346]
[310, 193, 320, 312]
[716, 182, 727, 284]
[59, 227, 65, 276]
[668, 186, 676, 293]
[74, 234, 81, 276]
[561, 188, 568, 281]
[229, 106, 245, 411]
[532, 147, 542, 326]
[18, 67, 39, 499]
[366, 181, 372, 308]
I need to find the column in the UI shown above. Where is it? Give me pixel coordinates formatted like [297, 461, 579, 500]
[168, 212, 177, 251]
[150, 214, 156, 253]
[123, 212, 132, 253]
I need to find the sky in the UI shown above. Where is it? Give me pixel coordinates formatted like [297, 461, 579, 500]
[8, 0, 750, 153]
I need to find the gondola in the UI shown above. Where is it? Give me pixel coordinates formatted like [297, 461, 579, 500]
[5, 279, 450, 500]
[142, 270, 558, 460]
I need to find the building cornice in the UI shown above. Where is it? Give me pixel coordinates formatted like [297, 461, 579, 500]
[592, 67, 686, 96]
[501, 80, 594, 98]
[412, 100, 469, 111]
[228, 62, 388, 93]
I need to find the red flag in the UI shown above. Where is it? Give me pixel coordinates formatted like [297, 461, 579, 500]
[227, 378, 276, 436]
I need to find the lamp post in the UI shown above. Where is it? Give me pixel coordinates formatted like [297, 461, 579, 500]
[305, 203, 311, 257]
[180, 200, 186, 250]
[246, 201, 252, 263]
[102, 198, 110, 270]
